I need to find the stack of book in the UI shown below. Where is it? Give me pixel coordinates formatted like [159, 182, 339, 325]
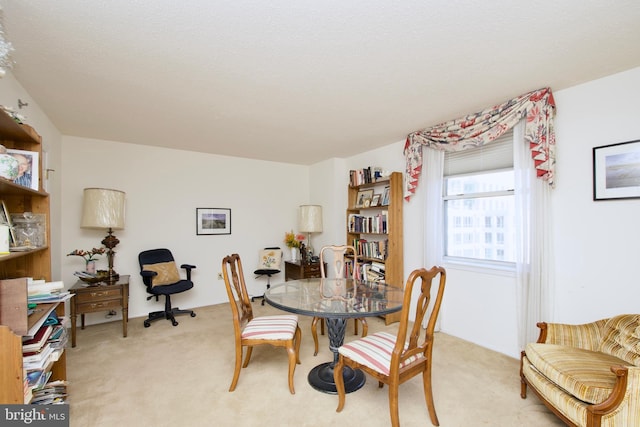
[23, 286, 70, 404]
[349, 166, 384, 186]
[348, 211, 388, 233]
[351, 238, 388, 261]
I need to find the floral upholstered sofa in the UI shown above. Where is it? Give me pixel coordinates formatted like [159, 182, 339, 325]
[520, 314, 640, 427]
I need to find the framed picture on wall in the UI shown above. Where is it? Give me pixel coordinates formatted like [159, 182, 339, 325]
[196, 208, 231, 235]
[593, 139, 640, 200]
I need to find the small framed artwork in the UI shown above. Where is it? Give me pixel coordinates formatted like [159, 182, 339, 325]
[7, 149, 39, 191]
[196, 208, 231, 235]
[381, 186, 390, 206]
[370, 194, 381, 207]
[593, 139, 640, 201]
[355, 189, 374, 208]
[0, 201, 15, 244]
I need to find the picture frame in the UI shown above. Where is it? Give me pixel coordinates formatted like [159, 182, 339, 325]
[593, 139, 640, 201]
[355, 189, 374, 208]
[6, 148, 39, 191]
[370, 194, 381, 207]
[196, 208, 231, 235]
[0, 200, 15, 244]
[381, 186, 390, 206]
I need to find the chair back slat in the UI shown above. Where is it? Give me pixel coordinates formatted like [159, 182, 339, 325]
[320, 245, 358, 279]
[393, 266, 446, 366]
[222, 254, 254, 332]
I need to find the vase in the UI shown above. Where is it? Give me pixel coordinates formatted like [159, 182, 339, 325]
[290, 247, 298, 262]
[86, 260, 96, 274]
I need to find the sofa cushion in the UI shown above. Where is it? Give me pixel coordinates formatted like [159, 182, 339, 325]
[525, 343, 630, 404]
[599, 314, 640, 367]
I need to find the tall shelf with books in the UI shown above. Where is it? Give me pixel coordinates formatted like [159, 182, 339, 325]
[0, 111, 63, 404]
[347, 170, 403, 324]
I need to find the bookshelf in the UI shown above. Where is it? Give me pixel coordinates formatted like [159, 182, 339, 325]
[347, 170, 403, 324]
[0, 113, 60, 404]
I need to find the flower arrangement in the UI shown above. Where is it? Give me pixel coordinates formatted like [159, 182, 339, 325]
[284, 231, 305, 248]
[67, 248, 106, 262]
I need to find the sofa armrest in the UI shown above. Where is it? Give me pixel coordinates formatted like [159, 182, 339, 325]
[588, 365, 640, 426]
[536, 318, 608, 351]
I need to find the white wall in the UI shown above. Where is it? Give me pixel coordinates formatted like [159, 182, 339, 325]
[551, 67, 640, 323]
[61, 136, 309, 323]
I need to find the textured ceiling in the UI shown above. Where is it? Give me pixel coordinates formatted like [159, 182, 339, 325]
[2, 1, 640, 164]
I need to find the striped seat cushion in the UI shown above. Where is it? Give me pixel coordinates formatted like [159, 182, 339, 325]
[242, 315, 298, 340]
[338, 332, 423, 376]
[525, 343, 630, 404]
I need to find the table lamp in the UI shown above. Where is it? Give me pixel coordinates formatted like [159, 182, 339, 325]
[81, 188, 126, 282]
[298, 205, 322, 258]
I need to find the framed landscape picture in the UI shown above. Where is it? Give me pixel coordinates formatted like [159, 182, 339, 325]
[593, 139, 640, 200]
[6, 148, 39, 191]
[196, 208, 231, 235]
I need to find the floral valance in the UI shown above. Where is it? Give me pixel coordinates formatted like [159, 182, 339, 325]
[403, 87, 556, 200]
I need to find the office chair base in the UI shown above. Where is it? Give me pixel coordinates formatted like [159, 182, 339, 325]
[251, 282, 270, 306]
[143, 307, 196, 327]
[251, 294, 267, 305]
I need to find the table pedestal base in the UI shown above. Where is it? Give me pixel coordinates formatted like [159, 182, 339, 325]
[308, 362, 365, 394]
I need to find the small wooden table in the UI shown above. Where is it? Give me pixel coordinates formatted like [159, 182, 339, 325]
[69, 275, 129, 347]
[284, 260, 325, 281]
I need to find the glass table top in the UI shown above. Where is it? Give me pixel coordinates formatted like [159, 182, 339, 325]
[264, 278, 403, 319]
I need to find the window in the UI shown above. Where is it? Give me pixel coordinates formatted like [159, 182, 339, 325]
[443, 131, 515, 264]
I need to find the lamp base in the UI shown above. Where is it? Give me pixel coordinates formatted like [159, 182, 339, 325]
[106, 272, 120, 283]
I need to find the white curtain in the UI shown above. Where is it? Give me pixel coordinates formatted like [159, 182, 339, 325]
[424, 148, 444, 266]
[514, 121, 554, 348]
[421, 121, 553, 341]
[423, 148, 444, 328]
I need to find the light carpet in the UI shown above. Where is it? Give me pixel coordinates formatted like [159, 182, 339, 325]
[66, 302, 563, 427]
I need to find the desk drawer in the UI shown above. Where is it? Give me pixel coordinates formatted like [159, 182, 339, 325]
[304, 265, 321, 276]
[76, 299, 122, 313]
[76, 288, 122, 303]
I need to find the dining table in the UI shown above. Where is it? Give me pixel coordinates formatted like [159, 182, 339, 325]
[264, 277, 403, 394]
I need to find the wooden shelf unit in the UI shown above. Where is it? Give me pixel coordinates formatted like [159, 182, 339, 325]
[0, 113, 57, 404]
[346, 171, 403, 324]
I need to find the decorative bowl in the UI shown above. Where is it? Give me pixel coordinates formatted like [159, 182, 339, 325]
[79, 271, 109, 284]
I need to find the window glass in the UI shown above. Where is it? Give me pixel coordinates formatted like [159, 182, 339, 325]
[444, 170, 515, 263]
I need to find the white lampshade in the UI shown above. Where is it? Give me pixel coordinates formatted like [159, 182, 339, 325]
[81, 188, 126, 230]
[299, 205, 323, 233]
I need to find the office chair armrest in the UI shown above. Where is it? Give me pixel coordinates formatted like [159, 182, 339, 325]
[181, 264, 196, 280]
[140, 270, 157, 287]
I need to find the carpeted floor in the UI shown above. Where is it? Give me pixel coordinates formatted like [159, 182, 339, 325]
[66, 302, 563, 427]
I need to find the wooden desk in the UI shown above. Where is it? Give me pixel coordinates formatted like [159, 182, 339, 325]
[284, 260, 324, 281]
[69, 275, 129, 347]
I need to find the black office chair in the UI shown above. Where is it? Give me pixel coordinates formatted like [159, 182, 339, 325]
[251, 247, 282, 305]
[138, 248, 197, 327]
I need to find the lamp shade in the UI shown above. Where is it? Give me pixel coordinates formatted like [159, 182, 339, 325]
[81, 188, 126, 230]
[299, 205, 323, 233]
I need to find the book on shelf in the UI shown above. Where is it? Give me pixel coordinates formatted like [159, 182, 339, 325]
[23, 342, 54, 364]
[30, 380, 68, 405]
[27, 280, 64, 297]
[22, 324, 53, 352]
[349, 166, 385, 186]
